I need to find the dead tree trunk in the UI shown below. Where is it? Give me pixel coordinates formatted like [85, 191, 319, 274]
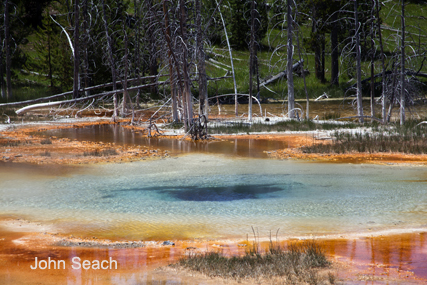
[215, 0, 238, 117]
[287, 0, 295, 119]
[400, 0, 405, 125]
[196, 0, 208, 119]
[0, 21, 4, 99]
[295, 23, 309, 119]
[4, 0, 12, 100]
[73, 0, 80, 99]
[355, 0, 364, 123]
[147, 0, 158, 96]
[370, 2, 375, 120]
[101, 0, 118, 120]
[179, 0, 193, 130]
[330, 11, 339, 86]
[376, 0, 386, 124]
[134, 0, 141, 107]
[82, 0, 90, 97]
[121, 22, 128, 118]
[248, 0, 256, 122]
[162, 1, 178, 122]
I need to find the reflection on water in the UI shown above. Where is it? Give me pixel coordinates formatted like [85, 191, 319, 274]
[323, 233, 427, 280]
[43, 124, 288, 158]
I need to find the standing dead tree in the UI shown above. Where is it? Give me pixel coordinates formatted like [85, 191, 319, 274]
[73, 0, 80, 99]
[101, 0, 118, 121]
[4, 0, 12, 100]
[354, 0, 364, 123]
[196, 0, 208, 119]
[287, 0, 295, 119]
[400, 0, 406, 125]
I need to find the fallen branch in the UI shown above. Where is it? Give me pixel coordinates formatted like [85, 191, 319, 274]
[260, 59, 304, 87]
[345, 70, 427, 91]
[415, 121, 427, 127]
[15, 81, 167, 115]
[0, 74, 167, 107]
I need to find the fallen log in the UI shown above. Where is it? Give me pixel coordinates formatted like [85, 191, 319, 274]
[345, 70, 427, 91]
[260, 59, 304, 88]
[0, 74, 168, 108]
[2, 74, 231, 109]
[15, 81, 167, 115]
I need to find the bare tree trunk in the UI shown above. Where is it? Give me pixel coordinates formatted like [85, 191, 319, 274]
[248, 0, 256, 122]
[82, 0, 90, 97]
[134, 0, 141, 107]
[0, 22, 5, 99]
[387, 65, 398, 122]
[73, 0, 80, 99]
[179, 0, 193, 130]
[215, 0, 238, 117]
[295, 22, 309, 119]
[47, 16, 53, 88]
[355, 0, 364, 123]
[4, 0, 12, 100]
[196, 0, 208, 119]
[162, 1, 178, 122]
[101, 0, 118, 120]
[121, 23, 128, 118]
[287, 0, 295, 119]
[330, 11, 339, 86]
[370, 3, 375, 121]
[147, 0, 158, 96]
[400, 0, 405, 125]
[376, 0, 386, 124]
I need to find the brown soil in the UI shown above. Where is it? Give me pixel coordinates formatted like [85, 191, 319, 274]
[2, 121, 427, 165]
[0, 120, 170, 165]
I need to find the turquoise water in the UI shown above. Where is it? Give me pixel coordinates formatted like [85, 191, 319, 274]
[1, 153, 426, 240]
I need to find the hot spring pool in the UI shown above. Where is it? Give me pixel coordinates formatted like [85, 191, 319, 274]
[1, 153, 426, 240]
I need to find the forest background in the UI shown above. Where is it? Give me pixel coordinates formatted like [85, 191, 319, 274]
[0, 0, 426, 128]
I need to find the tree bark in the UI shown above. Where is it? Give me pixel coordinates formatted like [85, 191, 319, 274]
[179, 0, 193, 130]
[121, 23, 128, 118]
[215, 0, 238, 117]
[248, 0, 256, 122]
[162, 0, 178, 122]
[82, 0, 90, 96]
[73, 0, 80, 99]
[370, 2, 375, 120]
[376, 0, 387, 124]
[330, 11, 339, 86]
[196, 0, 208, 119]
[287, 0, 295, 118]
[101, 0, 118, 120]
[15, 82, 167, 115]
[400, 0, 405, 125]
[134, 0, 141, 107]
[0, 20, 4, 99]
[4, 0, 12, 100]
[355, 0, 364, 123]
[147, 0, 158, 96]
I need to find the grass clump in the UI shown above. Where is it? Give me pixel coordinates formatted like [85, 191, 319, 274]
[303, 119, 427, 154]
[175, 240, 333, 284]
[208, 119, 358, 134]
